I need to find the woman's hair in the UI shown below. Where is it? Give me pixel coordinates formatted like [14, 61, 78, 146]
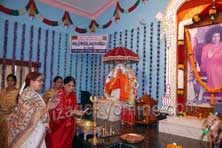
[7, 74, 17, 85]
[53, 76, 63, 83]
[205, 25, 222, 43]
[64, 76, 75, 85]
[25, 71, 42, 87]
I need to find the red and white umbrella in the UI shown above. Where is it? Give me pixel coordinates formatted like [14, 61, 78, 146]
[102, 46, 139, 64]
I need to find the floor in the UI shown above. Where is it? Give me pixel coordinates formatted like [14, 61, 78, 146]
[73, 119, 210, 148]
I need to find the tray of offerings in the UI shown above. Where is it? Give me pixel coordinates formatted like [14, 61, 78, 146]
[120, 133, 144, 144]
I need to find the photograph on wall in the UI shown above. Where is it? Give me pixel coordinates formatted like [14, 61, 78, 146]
[187, 23, 222, 106]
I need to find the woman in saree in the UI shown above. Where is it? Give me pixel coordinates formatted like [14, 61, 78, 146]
[0, 74, 19, 148]
[46, 76, 86, 148]
[8, 71, 59, 148]
[0, 74, 19, 113]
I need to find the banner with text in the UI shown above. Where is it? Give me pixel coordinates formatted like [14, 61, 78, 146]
[71, 35, 108, 54]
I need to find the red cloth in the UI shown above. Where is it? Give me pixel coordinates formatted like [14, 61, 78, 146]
[46, 88, 77, 148]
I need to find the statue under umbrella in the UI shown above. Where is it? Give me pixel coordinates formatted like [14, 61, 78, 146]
[103, 46, 140, 105]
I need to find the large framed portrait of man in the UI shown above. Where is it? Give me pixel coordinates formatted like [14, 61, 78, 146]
[186, 23, 222, 107]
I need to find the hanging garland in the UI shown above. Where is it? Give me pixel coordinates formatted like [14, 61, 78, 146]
[164, 34, 167, 93]
[12, 22, 18, 74]
[98, 55, 102, 96]
[85, 54, 89, 91]
[119, 31, 122, 45]
[20, 24, 26, 87]
[69, 54, 73, 76]
[142, 26, 146, 94]
[64, 34, 68, 77]
[102, 59, 106, 93]
[135, 27, 139, 77]
[50, 31, 55, 87]
[37, 27, 41, 72]
[79, 54, 83, 91]
[156, 21, 161, 99]
[57, 33, 61, 75]
[94, 55, 98, 95]
[43, 30, 49, 91]
[109, 32, 117, 70]
[129, 28, 134, 69]
[105, 34, 112, 84]
[0, 4, 26, 16]
[114, 31, 117, 48]
[148, 22, 153, 95]
[0, 0, 144, 33]
[124, 29, 128, 49]
[29, 25, 34, 73]
[1, 20, 9, 88]
[75, 54, 78, 82]
[90, 55, 93, 94]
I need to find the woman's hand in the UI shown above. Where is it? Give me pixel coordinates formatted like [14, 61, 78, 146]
[206, 113, 221, 141]
[47, 92, 61, 111]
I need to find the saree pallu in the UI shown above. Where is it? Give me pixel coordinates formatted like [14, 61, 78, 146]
[8, 87, 49, 148]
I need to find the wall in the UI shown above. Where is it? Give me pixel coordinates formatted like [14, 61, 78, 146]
[0, 0, 169, 103]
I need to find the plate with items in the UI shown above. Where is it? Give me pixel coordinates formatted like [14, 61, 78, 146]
[120, 133, 144, 143]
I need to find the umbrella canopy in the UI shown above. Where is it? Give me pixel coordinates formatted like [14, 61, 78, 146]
[102, 46, 139, 64]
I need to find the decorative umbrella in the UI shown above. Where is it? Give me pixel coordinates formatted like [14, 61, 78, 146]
[102, 46, 139, 64]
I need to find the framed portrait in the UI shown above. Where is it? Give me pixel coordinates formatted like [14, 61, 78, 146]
[186, 23, 222, 107]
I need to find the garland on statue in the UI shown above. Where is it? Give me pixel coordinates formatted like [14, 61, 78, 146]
[57, 33, 61, 75]
[148, 22, 153, 95]
[1, 20, 9, 88]
[29, 25, 34, 73]
[50, 31, 55, 87]
[20, 24, 26, 87]
[142, 26, 146, 94]
[37, 27, 41, 72]
[43, 30, 49, 91]
[156, 21, 161, 98]
[0, 0, 145, 33]
[12, 22, 18, 74]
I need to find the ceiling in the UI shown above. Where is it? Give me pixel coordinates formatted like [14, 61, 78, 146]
[39, 0, 118, 19]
